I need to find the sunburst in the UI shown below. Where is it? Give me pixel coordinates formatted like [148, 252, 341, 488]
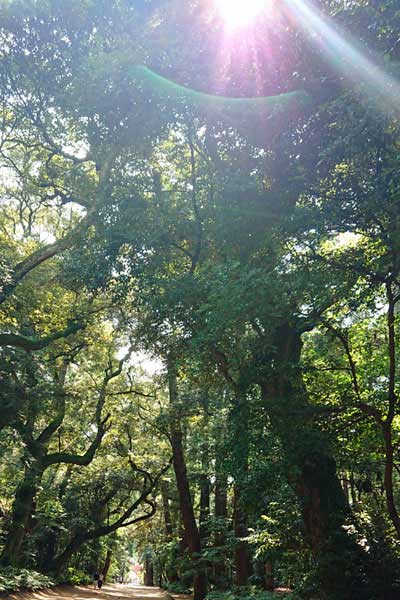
[215, 0, 266, 29]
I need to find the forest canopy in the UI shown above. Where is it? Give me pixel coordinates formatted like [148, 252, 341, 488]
[1, 1, 400, 599]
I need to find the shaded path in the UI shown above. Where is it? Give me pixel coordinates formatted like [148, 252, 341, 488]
[4, 583, 290, 599]
[6, 584, 168, 600]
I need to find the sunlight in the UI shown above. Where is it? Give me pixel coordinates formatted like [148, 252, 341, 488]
[287, 0, 400, 114]
[216, 0, 266, 28]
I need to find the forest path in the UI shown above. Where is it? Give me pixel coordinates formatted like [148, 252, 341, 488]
[6, 584, 170, 600]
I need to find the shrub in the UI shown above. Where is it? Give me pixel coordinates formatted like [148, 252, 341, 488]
[58, 567, 92, 586]
[164, 580, 193, 594]
[0, 567, 54, 593]
[206, 587, 293, 600]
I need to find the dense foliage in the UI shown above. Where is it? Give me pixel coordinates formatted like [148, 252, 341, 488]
[1, 0, 400, 599]
[0, 568, 54, 593]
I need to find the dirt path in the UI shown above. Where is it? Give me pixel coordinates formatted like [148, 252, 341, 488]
[5, 583, 169, 600]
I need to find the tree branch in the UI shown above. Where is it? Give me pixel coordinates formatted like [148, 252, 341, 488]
[0, 321, 85, 351]
[43, 413, 111, 467]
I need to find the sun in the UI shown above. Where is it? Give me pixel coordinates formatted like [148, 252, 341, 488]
[215, 0, 266, 28]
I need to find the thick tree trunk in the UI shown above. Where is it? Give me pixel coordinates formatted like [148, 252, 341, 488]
[1, 462, 43, 567]
[168, 362, 207, 600]
[260, 323, 372, 599]
[102, 549, 112, 580]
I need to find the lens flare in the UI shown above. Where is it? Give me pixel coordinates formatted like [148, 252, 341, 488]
[216, 0, 266, 28]
[286, 0, 400, 114]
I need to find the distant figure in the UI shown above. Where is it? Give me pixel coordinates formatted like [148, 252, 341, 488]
[93, 572, 99, 590]
[98, 572, 104, 590]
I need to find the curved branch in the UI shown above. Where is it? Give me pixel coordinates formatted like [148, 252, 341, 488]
[0, 238, 70, 305]
[321, 318, 383, 425]
[0, 202, 98, 306]
[44, 414, 111, 467]
[51, 460, 171, 574]
[0, 321, 85, 351]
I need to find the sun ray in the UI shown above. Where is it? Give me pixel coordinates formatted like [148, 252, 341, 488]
[284, 0, 400, 114]
[215, 0, 266, 29]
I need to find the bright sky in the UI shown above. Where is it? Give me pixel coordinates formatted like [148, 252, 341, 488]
[215, 0, 266, 28]
[133, 351, 164, 377]
[117, 348, 164, 378]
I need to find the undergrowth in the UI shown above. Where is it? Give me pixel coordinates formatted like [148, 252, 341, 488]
[58, 567, 92, 586]
[205, 587, 293, 600]
[0, 567, 54, 593]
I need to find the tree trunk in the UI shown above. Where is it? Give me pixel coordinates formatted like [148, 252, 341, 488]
[102, 549, 112, 581]
[199, 473, 210, 543]
[264, 561, 274, 592]
[383, 423, 400, 536]
[1, 461, 43, 567]
[161, 482, 179, 583]
[144, 555, 154, 586]
[214, 470, 228, 587]
[38, 530, 57, 571]
[350, 471, 358, 506]
[233, 485, 250, 587]
[260, 322, 372, 599]
[231, 391, 250, 587]
[161, 481, 174, 540]
[168, 361, 207, 600]
[178, 519, 188, 553]
[51, 535, 86, 575]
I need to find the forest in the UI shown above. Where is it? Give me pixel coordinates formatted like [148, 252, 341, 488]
[0, 0, 400, 599]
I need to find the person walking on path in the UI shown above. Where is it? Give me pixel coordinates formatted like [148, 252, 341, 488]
[97, 572, 105, 590]
[93, 572, 99, 590]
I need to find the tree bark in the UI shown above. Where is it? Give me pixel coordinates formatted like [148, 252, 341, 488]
[168, 361, 207, 600]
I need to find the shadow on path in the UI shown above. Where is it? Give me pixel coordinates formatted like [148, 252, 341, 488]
[6, 583, 168, 600]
